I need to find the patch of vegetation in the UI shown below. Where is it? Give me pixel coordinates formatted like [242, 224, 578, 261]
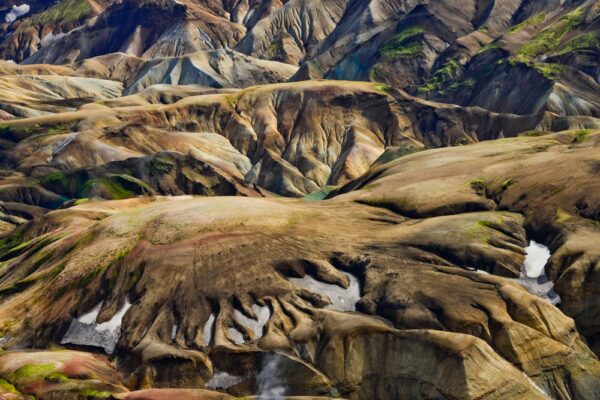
[83, 175, 150, 200]
[518, 6, 587, 57]
[74, 198, 90, 206]
[470, 178, 487, 195]
[39, 171, 69, 188]
[509, 13, 546, 34]
[10, 363, 67, 384]
[149, 155, 174, 176]
[501, 178, 514, 191]
[373, 83, 393, 95]
[30, 0, 92, 26]
[303, 186, 337, 201]
[0, 378, 19, 394]
[554, 32, 600, 56]
[556, 208, 572, 223]
[380, 26, 425, 60]
[508, 55, 565, 80]
[0, 230, 25, 259]
[571, 129, 592, 143]
[79, 389, 111, 398]
[523, 130, 547, 137]
[419, 59, 468, 95]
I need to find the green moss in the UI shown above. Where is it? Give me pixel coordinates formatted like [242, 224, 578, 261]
[556, 208, 572, 223]
[373, 83, 393, 94]
[555, 32, 600, 55]
[518, 6, 587, 57]
[470, 178, 486, 194]
[418, 59, 463, 95]
[149, 155, 174, 176]
[39, 171, 69, 187]
[10, 363, 62, 382]
[303, 186, 337, 201]
[571, 129, 592, 143]
[79, 389, 111, 398]
[509, 12, 546, 34]
[508, 55, 565, 80]
[0, 230, 27, 259]
[74, 198, 90, 206]
[30, 0, 92, 26]
[0, 378, 19, 393]
[380, 26, 425, 60]
[83, 175, 146, 200]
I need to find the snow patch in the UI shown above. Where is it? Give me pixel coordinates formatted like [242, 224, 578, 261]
[5, 4, 30, 23]
[205, 370, 246, 390]
[290, 272, 361, 312]
[516, 241, 561, 305]
[233, 304, 270, 340]
[202, 313, 215, 346]
[228, 327, 245, 344]
[61, 298, 132, 354]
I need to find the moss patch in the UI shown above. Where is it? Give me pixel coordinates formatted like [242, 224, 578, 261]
[30, 0, 93, 26]
[9, 363, 68, 384]
[518, 6, 587, 57]
[380, 26, 425, 60]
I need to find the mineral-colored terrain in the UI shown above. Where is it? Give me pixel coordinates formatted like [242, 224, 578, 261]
[1, 0, 600, 399]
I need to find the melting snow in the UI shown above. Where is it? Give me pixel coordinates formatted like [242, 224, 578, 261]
[290, 272, 361, 312]
[228, 327, 245, 344]
[5, 4, 30, 23]
[233, 304, 270, 340]
[205, 370, 246, 390]
[61, 298, 132, 354]
[516, 241, 561, 305]
[202, 314, 215, 346]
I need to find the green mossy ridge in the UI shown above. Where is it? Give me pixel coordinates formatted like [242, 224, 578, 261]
[509, 12, 546, 34]
[74, 198, 90, 206]
[507, 56, 565, 80]
[372, 83, 393, 95]
[30, 0, 93, 26]
[9, 363, 68, 384]
[82, 175, 152, 200]
[418, 60, 473, 95]
[39, 171, 69, 188]
[380, 26, 425, 60]
[554, 32, 600, 56]
[518, 6, 588, 58]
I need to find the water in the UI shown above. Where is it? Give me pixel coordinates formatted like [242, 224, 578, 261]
[289, 272, 361, 312]
[61, 298, 132, 354]
[257, 354, 286, 399]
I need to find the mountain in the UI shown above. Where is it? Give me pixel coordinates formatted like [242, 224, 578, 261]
[1, 0, 600, 399]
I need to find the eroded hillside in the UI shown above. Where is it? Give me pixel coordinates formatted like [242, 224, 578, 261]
[1, 0, 600, 399]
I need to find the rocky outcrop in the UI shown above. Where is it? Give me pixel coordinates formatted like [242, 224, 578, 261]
[124, 49, 298, 94]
